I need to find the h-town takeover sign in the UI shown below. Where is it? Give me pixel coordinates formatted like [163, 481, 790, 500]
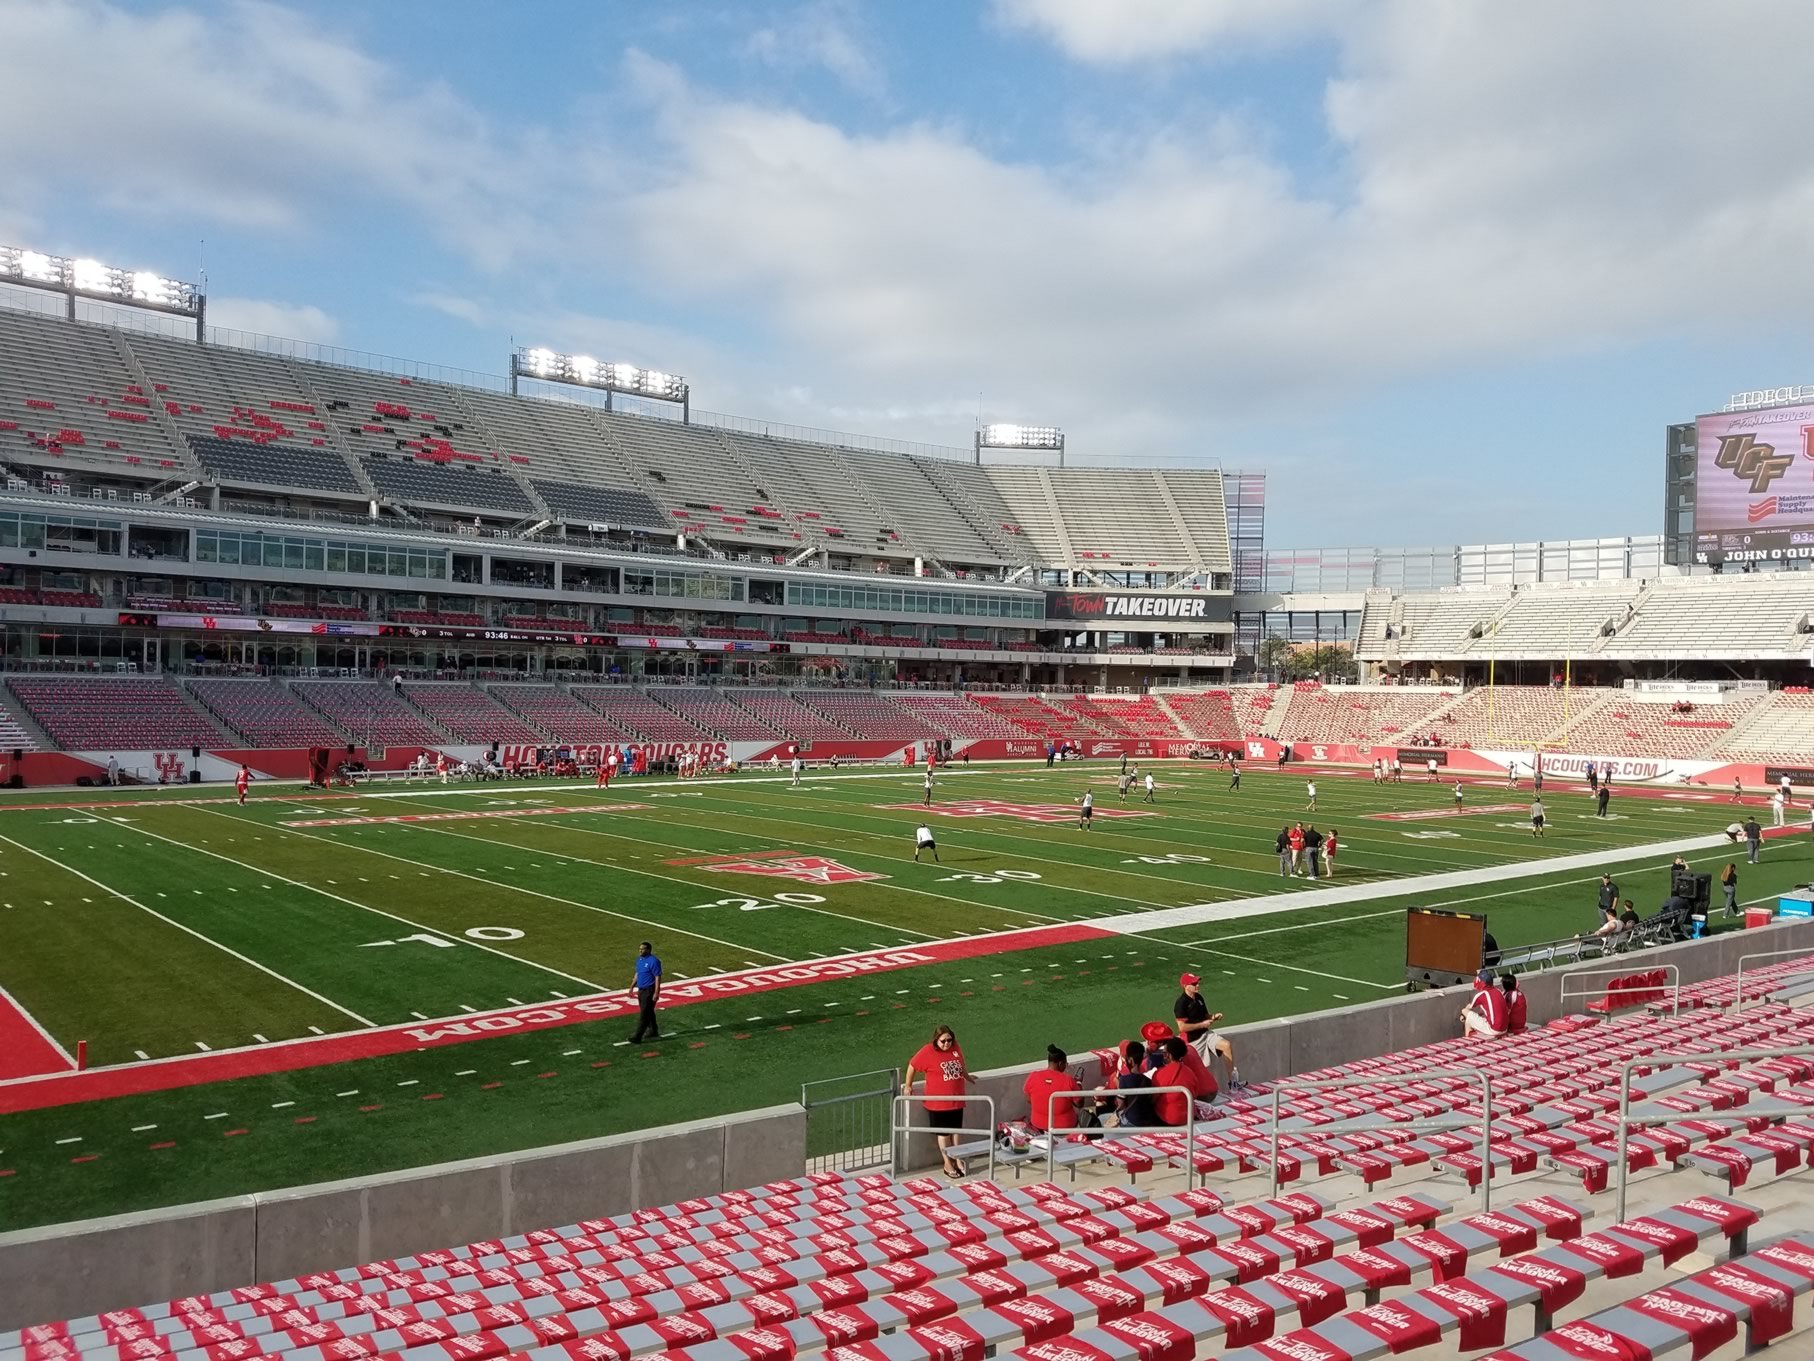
[1044, 591, 1225, 621]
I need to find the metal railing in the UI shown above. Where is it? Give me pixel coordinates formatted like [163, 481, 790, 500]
[1042, 1084, 1198, 1186]
[803, 1068, 900, 1174]
[1613, 1044, 1814, 1220]
[1267, 1068, 1496, 1211]
[890, 1093, 996, 1181]
[1558, 962, 1681, 1018]
[1731, 947, 1814, 1010]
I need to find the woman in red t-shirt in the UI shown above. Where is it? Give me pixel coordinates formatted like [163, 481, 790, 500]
[1022, 1045, 1081, 1133]
[906, 1024, 975, 1177]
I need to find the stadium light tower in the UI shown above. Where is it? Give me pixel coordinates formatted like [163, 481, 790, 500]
[975, 422, 1065, 467]
[511, 346, 691, 422]
[0, 245, 205, 341]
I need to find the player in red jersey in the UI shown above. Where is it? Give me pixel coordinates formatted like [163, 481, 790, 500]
[235, 764, 251, 806]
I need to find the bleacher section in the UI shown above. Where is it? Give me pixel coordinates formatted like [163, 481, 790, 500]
[573, 686, 715, 742]
[403, 684, 543, 743]
[647, 687, 784, 741]
[972, 694, 1111, 742]
[733, 690, 852, 742]
[1429, 686, 1611, 749]
[14, 952, 1814, 1361]
[1162, 689, 1241, 741]
[0, 309, 1246, 573]
[1066, 694, 1183, 738]
[1606, 574, 1814, 658]
[1549, 691, 1770, 759]
[6, 676, 226, 751]
[1391, 588, 1512, 658]
[1272, 686, 1461, 746]
[189, 679, 346, 747]
[291, 681, 446, 746]
[802, 690, 944, 741]
[1472, 581, 1644, 656]
[1714, 691, 1814, 767]
[490, 685, 633, 744]
[0, 311, 190, 482]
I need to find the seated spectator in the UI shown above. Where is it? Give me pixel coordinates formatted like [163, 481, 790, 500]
[1499, 973, 1527, 1034]
[1149, 1037, 1214, 1124]
[1619, 903, 1642, 928]
[1105, 1039, 1158, 1127]
[1459, 969, 1507, 1039]
[1022, 1045, 1080, 1132]
[1586, 903, 1621, 940]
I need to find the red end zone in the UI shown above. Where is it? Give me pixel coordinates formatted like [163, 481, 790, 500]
[0, 922, 1111, 1115]
[0, 985, 74, 1081]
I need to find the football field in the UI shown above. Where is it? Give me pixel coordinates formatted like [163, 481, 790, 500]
[0, 759, 1805, 1229]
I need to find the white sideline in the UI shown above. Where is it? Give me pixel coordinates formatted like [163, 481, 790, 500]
[1103, 832, 1736, 934]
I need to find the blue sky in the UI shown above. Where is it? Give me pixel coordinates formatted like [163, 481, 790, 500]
[6, 0, 1814, 548]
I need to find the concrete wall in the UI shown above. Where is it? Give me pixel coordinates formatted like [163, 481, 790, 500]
[0, 1103, 804, 1332]
[5, 917, 1809, 1331]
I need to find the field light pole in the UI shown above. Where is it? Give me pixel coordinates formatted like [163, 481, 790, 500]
[975, 423, 1064, 467]
[0, 244, 205, 342]
[511, 347, 691, 424]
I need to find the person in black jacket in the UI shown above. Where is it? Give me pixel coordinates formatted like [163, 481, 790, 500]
[1275, 826, 1292, 878]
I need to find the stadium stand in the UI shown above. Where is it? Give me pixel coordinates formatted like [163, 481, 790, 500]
[6, 676, 227, 751]
[732, 690, 852, 741]
[971, 694, 1112, 742]
[1713, 691, 1814, 766]
[1548, 691, 1770, 759]
[647, 687, 784, 740]
[801, 690, 944, 741]
[0, 312, 191, 481]
[1389, 588, 1513, 658]
[1271, 686, 1464, 746]
[837, 446, 1014, 564]
[1066, 694, 1184, 738]
[489, 685, 634, 744]
[1161, 688, 1242, 741]
[1603, 573, 1814, 659]
[13, 951, 1814, 1361]
[188, 678, 347, 747]
[291, 680, 446, 746]
[1230, 684, 1283, 737]
[1426, 686, 1616, 749]
[402, 684, 544, 743]
[1470, 580, 1645, 656]
[892, 691, 1028, 739]
[573, 686, 716, 741]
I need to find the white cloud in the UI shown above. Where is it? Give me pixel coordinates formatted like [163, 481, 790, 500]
[0, 0, 555, 269]
[745, 1, 887, 100]
[991, 0, 1349, 63]
[207, 297, 340, 344]
[610, 3, 1814, 475]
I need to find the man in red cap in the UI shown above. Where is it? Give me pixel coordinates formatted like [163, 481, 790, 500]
[1174, 972, 1244, 1091]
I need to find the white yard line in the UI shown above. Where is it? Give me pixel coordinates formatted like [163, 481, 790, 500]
[0, 830, 376, 1027]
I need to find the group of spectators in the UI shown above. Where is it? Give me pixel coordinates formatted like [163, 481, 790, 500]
[903, 975, 1245, 1176]
[1459, 970, 1528, 1040]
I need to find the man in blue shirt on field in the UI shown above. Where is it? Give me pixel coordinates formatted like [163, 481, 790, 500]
[630, 941, 664, 1043]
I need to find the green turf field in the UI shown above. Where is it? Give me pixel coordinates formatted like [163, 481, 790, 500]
[0, 760, 1804, 1230]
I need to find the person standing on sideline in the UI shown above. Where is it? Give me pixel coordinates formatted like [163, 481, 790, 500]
[791, 754, 804, 788]
[1744, 814, 1763, 864]
[1322, 828, 1339, 878]
[1731, 777, 1744, 803]
[1771, 788, 1786, 827]
[1174, 972, 1244, 1091]
[1288, 822, 1306, 875]
[1596, 783, 1611, 818]
[1305, 780, 1317, 811]
[629, 942, 663, 1043]
[1586, 760, 1598, 794]
[1117, 769, 1133, 802]
[1372, 758, 1384, 784]
[923, 767, 935, 806]
[1303, 824, 1324, 880]
[1453, 779, 1465, 808]
[1228, 761, 1242, 791]
[1530, 797, 1546, 837]
[1596, 873, 1619, 922]
[1275, 825, 1292, 877]
[1142, 770, 1156, 803]
[1392, 757, 1403, 783]
[1120, 752, 1129, 777]
[1781, 771, 1794, 807]
[914, 821, 940, 863]
[235, 764, 251, 806]
[1426, 757, 1439, 783]
[106, 755, 119, 786]
[1720, 863, 1739, 915]
[905, 1024, 975, 1177]
[1078, 789, 1095, 831]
